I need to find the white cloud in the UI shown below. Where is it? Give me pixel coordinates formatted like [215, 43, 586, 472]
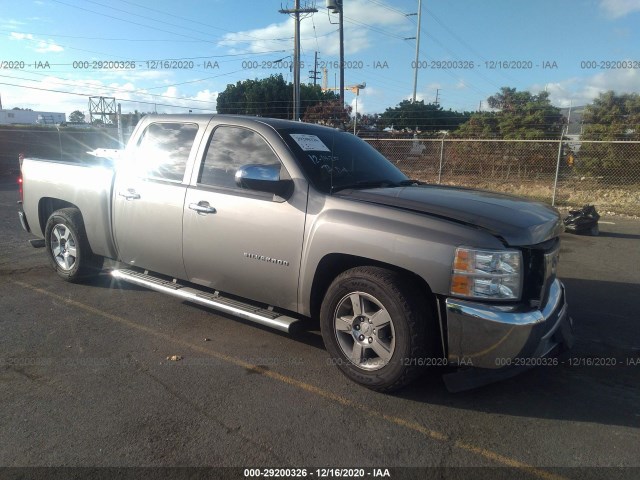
[10, 32, 34, 40]
[531, 69, 640, 107]
[599, 0, 640, 18]
[350, 96, 363, 116]
[108, 70, 173, 85]
[194, 89, 218, 103]
[361, 86, 378, 97]
[0, 76, 218, 116]
[220, 0, 409, 57]
[34, 40, 63, 53]
[220, 21, 292, 54]
[9, 31, 63, 53]
[2, 19, 26, 29]
[412, 92, 426, 103]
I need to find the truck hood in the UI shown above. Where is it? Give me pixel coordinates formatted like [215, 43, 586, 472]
[337, 185, 564, 246]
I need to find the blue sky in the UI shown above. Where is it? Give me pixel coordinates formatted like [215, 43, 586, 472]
[1, 0, 639, 117]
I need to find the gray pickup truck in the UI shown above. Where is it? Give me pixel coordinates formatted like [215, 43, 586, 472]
[18, 114, 573, 392]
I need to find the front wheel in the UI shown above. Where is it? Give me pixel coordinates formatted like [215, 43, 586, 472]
[44, 208, 102, 282]
[320, 266, 432, 392]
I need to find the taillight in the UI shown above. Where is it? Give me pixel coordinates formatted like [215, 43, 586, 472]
[18, 153, 25, 204]
[18, 175, 23, 203]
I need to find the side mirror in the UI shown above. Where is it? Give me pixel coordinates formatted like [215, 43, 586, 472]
[235, 164, 293, 198]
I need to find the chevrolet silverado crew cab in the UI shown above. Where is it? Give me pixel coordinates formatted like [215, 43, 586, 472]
[18, 114, 573, 392]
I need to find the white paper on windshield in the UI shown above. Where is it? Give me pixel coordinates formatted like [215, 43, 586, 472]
[290, 134, 331, 152]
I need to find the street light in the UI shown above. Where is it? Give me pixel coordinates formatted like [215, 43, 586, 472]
[350, 83, 365, 135]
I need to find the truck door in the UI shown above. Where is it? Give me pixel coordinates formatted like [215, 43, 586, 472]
[182, 125, 307, 312]
[113, 121, 200, 278]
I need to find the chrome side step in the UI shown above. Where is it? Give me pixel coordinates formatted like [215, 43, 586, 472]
[111, 269, 300, 333]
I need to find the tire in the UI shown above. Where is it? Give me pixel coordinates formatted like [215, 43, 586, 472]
[44, 208, 103, 282]
[320, 266, 433, 392]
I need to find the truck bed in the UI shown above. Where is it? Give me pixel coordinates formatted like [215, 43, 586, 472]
[20, 157, 117, 259]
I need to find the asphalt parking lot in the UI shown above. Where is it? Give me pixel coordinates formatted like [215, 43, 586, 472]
[1, 176, 639, 480]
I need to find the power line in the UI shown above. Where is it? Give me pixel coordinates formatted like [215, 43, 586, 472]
[50, 0, 284, 49]
[18, 50, 288, 68]
[311, 15, 321, 52]
[367, 0, 411, 17]
[114, 0, 290, 43]
[0, 73, 222, 107]
[0, 81, 217, 111]
[1, 72, 351, 109]
[316, 6, 409, 41]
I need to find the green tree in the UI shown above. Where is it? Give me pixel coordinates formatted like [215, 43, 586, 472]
[300, 83, 339, 112]
[379, 100, 469, 132]
[579, 91, 640, 178]
[216, 74, 338, 119]
[450, 88, 564, 180]
[455, 87, 564, 139]
[68, 110, 85, 123]
[302, 99, 351, 128]
[582, 91, 640, 141]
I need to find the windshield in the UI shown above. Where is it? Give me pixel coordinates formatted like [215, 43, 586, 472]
[279, 128, 408, 194]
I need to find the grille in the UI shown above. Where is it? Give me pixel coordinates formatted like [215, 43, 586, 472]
[540, 245, 560, 307]
[522, 238, 560, 308]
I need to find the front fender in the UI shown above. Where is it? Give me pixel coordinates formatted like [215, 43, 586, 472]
[297, 191, 504, 316]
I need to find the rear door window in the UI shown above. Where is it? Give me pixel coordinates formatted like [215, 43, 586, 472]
[135, 122, 199, 182]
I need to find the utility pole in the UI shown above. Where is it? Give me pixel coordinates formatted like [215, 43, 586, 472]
[411, 0, 422, 103]
[117, 103, 124, 148]
[280, 1, 317, 120]
[327, 1, 344, 106]
[435, 88, 440, 106]
[339, 1, 344, 106]
[309, 51, 321, 85]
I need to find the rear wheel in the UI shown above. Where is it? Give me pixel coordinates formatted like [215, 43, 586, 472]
[44, 208, 102, 282]
[320, 266, 433, 392]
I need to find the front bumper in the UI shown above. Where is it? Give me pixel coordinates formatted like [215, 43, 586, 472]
[443, 279, 573, 391]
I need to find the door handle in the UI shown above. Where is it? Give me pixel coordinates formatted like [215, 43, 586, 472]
[119, 189, 140, 200]
[189, 202, 216, 214]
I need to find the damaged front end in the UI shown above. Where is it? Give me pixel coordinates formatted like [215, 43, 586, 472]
[442, 238, 574, 392]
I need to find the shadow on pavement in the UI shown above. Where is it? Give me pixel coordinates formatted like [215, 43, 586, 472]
[397, 276, 640, 429]
[594, 231, 640, 240]
[0, 176, 19, 192]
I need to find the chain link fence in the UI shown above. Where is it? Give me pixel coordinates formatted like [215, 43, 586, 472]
[364, 137, 640, 216]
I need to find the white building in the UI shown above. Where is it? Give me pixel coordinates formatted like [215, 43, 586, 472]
[0, 109, 66, 125]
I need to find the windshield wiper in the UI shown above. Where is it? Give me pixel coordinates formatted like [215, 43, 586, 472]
[331, 178, 422, 193]
[331, 179, 397, 193]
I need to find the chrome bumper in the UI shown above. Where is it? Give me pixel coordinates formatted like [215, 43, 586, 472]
[445, 279, 573, 370]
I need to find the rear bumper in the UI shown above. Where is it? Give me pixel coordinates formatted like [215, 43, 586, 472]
[18, 210, 31, 233]
[443, 279, 573, 391]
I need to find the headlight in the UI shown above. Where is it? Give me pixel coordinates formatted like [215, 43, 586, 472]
[450, 247, 523, 301]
